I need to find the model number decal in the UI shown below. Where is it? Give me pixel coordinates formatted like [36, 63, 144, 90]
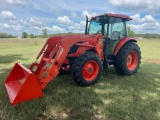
[81, 35, 88, 38]
[57, 47, 64, 60]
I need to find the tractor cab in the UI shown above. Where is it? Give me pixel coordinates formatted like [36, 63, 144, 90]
[86, 13, 132, 55]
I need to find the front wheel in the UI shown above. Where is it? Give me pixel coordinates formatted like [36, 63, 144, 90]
[114, 42, 141, 75]
[72, 52, 103, 86]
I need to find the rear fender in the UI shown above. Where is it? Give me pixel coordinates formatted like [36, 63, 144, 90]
[113, 37, 137, 56]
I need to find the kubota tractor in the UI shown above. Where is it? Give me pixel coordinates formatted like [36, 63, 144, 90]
[5, 13, 141, 105]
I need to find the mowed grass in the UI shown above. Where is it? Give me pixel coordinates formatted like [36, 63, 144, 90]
[0, 38, 160, 120]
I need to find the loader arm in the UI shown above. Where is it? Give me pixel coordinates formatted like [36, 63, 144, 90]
[31, 34, 103, 89]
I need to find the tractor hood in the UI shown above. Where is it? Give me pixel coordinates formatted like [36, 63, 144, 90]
[47, 34, 102, 47]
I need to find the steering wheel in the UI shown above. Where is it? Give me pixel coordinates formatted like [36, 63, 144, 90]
[96, 30, 102, 34]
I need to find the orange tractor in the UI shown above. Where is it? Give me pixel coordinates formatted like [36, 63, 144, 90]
[5, 13, 141, 105]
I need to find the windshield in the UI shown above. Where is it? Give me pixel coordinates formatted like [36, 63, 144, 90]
[88, 16, 127, 38]
[89, 21, 101, 34]
[88, 16, 109, 35]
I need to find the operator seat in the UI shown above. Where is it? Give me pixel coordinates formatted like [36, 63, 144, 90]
[110, 31, 120, 40]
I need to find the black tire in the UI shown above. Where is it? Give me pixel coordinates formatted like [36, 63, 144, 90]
[59, 64, 71, 74]
[72, 52, 103, 86]
[114, 42, 141, 75]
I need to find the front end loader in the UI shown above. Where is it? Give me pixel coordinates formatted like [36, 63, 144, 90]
[4, 13, 141, 105]
[5, 34, 104, 105]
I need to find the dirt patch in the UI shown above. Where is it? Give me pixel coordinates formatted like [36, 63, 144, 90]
[143, 59, 160, 64]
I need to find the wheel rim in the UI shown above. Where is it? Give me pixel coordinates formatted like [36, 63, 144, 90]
[82, 60, 99, 81]
[127, 51, 138, 70]
[61, 65, 71, 70]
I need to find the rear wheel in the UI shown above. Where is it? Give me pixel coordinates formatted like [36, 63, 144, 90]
[114, 42, 141, 75]
[72, 52, 103, 86]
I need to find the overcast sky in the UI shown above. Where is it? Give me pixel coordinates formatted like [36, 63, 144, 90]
[0, 0, 160, 36]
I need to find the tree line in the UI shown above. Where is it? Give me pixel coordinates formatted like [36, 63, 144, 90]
[1, 28, 160, 39]
[0, 33, 15, 38]
[135, 33, 160, 39]
[21, 29, 72, 38]
[128, 27, 160, 39]
[22, 29, 49, 38]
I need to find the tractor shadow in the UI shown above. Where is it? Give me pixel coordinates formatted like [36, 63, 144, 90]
[0, 54, 28, 64]
[0, 63, 160, 120]
[0, 54, 29, 117]
[0, 54, 29, 94]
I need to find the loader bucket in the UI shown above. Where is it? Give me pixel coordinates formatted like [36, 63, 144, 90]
[5, 62, 43, 105]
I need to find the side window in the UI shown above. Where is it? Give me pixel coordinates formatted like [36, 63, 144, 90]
[109, 17, 126, 40]
[104, 24, 107, 35]
[108, 24, 112, 36]
[112, 22, 123, 32]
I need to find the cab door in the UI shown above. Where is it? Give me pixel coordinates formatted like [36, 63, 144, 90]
[105, 17, 127, 55]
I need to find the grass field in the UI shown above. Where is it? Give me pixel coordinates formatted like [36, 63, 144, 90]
[0, 38, 160, 120]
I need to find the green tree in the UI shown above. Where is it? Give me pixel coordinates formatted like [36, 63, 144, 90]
[144, 33, 150, 39]
[29, 34, 34, 38]
[128, 27, 135, 37]
[42, 29, 48, 38]
[0, 32, 14, 38]
[22, 32, 28, 38]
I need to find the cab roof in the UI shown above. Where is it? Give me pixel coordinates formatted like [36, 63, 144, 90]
[91, 13, 132, 21]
